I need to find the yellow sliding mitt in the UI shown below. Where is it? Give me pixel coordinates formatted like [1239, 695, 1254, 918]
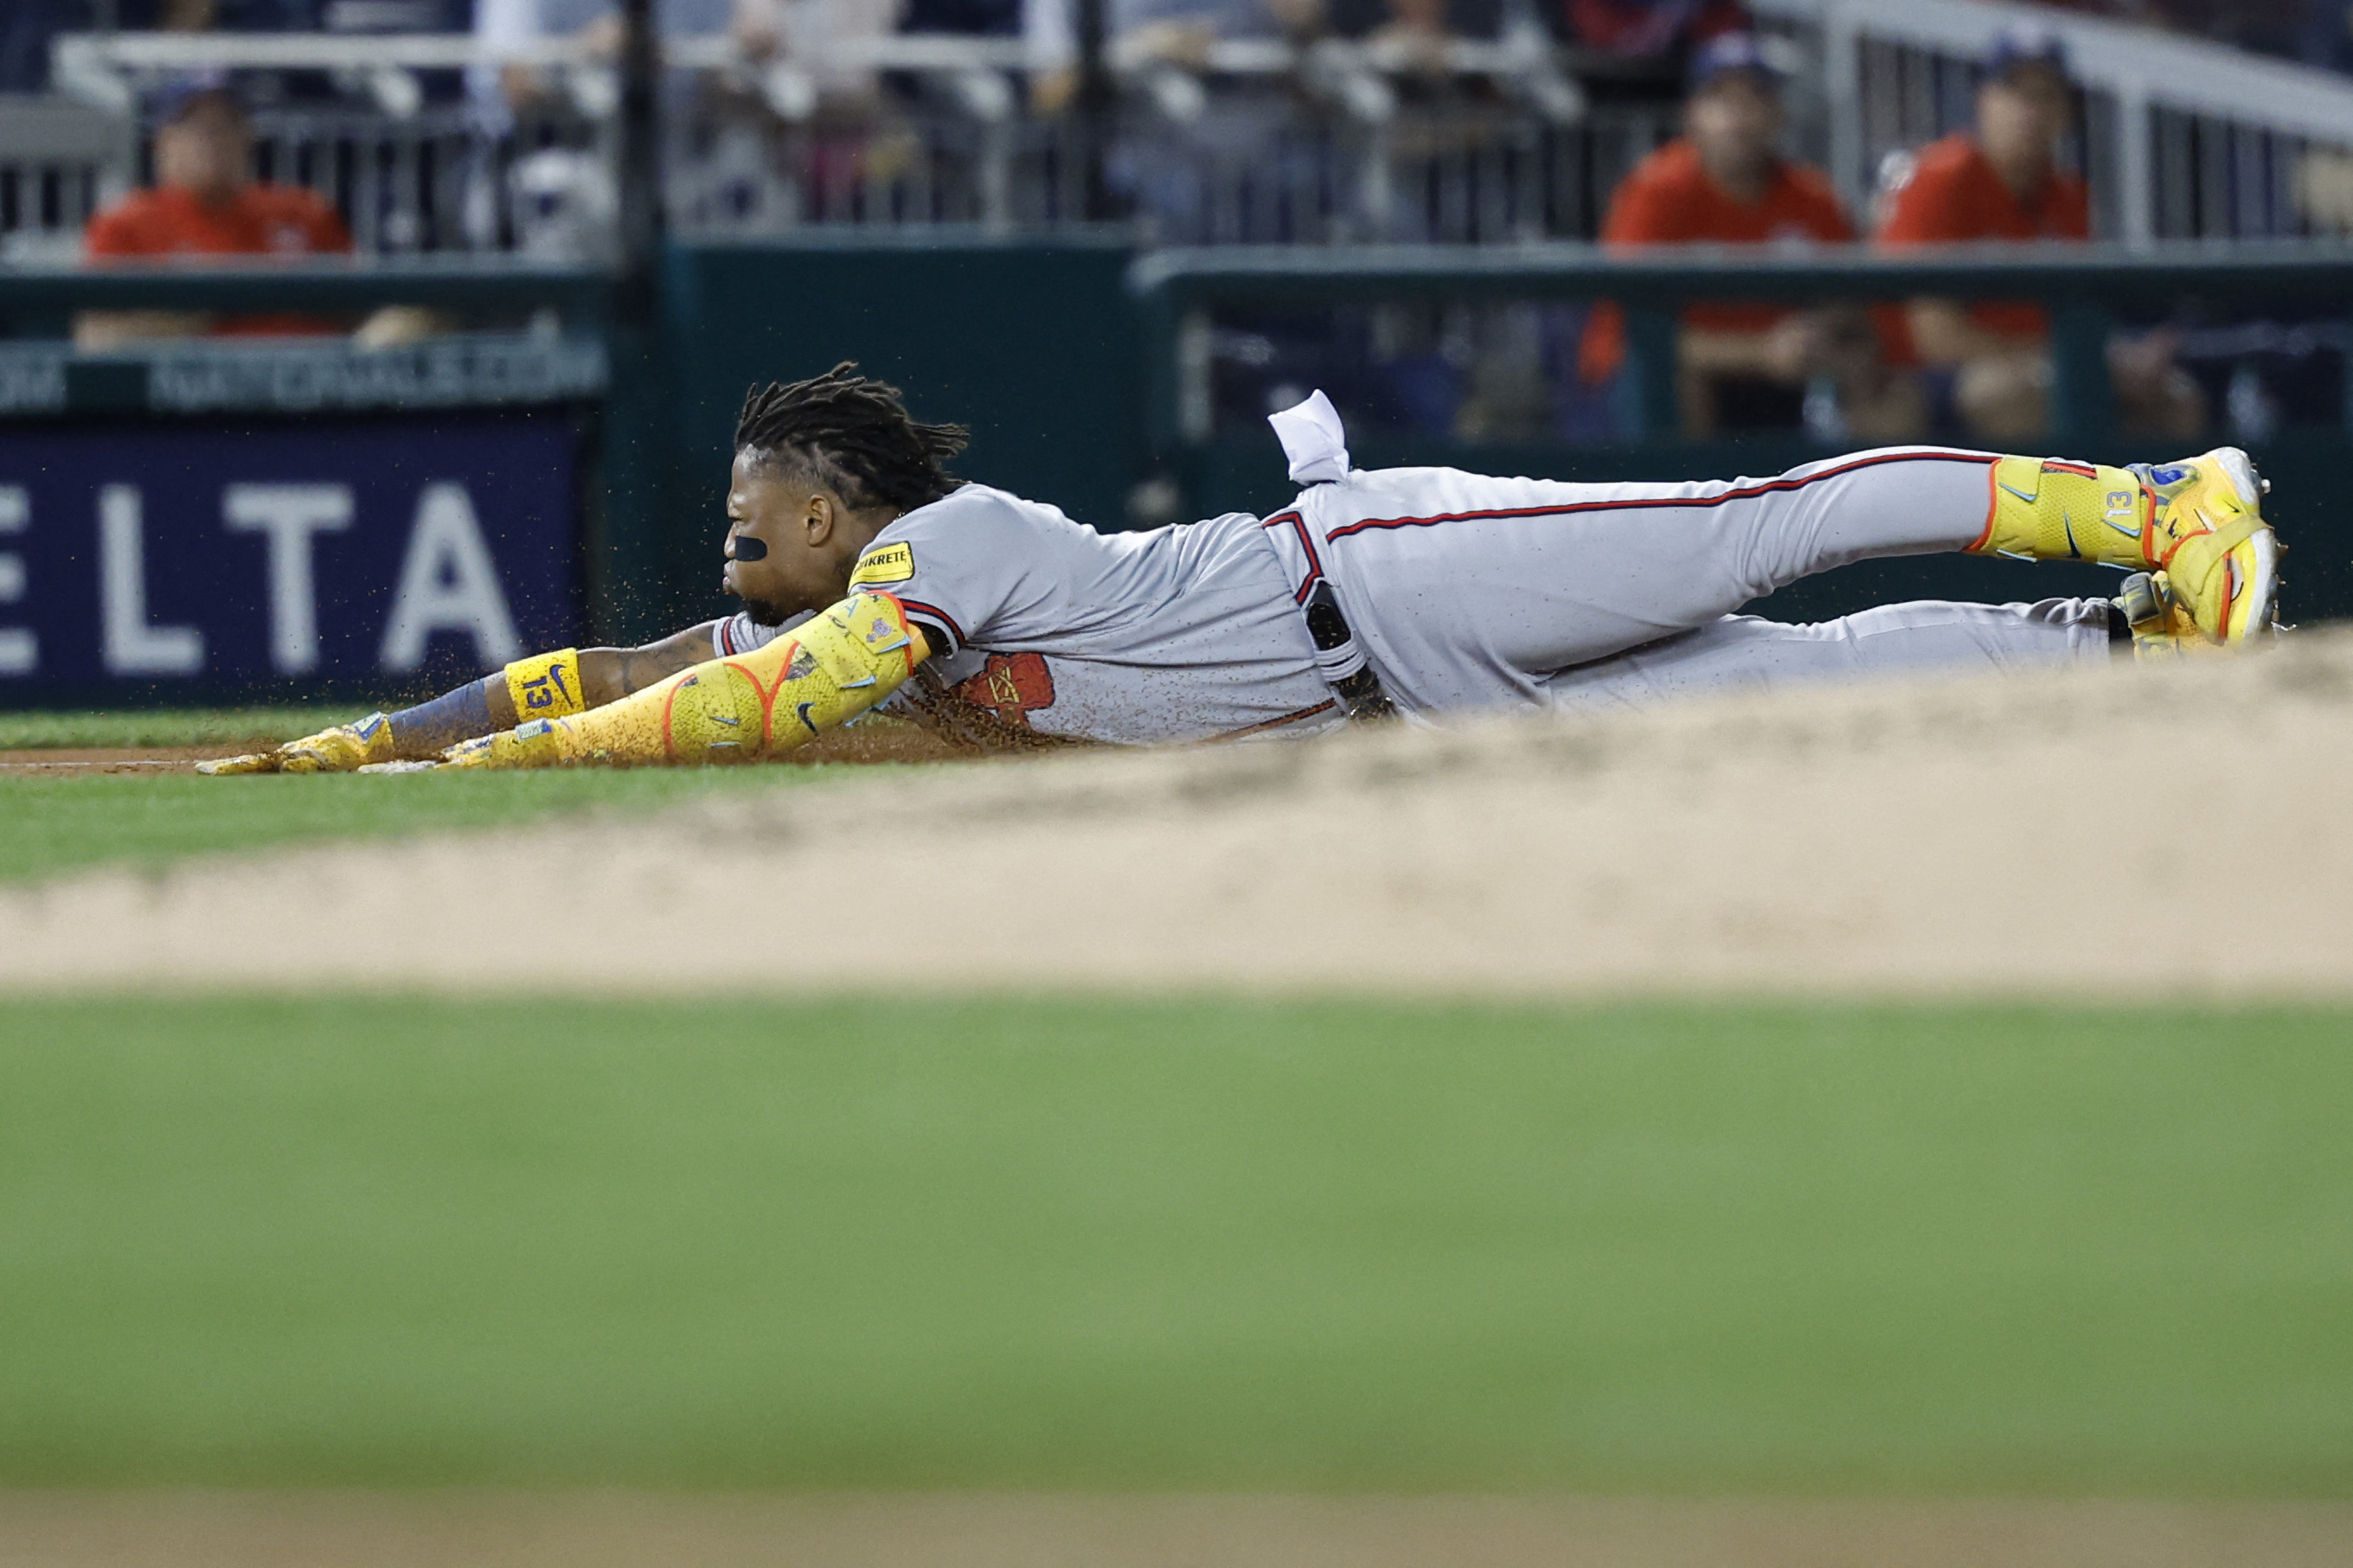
[196, 711, 396, 775]
[1972, 456, 2149, 567]
[442, 592, 923, 769]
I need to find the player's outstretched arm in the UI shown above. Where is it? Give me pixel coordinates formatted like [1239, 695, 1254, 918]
[196, 623, 728, 775]
[437, 593, 925, 771]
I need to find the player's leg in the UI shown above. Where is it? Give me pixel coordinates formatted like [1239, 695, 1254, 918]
[1539, 598, 2113, 714]
[1313, 447, 2008, 712]
[1315, 445, 2273, 714]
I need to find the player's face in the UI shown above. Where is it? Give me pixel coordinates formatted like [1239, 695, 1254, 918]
[1978, 65, 2069, 162]
[155, 99, 253, 208]
[722, 451, 847, 620]
[1685, 74, 1782, 183]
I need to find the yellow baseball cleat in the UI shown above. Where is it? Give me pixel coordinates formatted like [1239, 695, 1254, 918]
[2126, 449, 2279, 645]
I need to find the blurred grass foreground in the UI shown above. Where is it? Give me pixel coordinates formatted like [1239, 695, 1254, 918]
[1, 995, 2348, 1495]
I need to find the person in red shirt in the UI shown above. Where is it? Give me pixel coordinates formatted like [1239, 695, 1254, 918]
[1877, 29, 2202, 440]
[1580, 35, 1918, 438]
[77, 80, 356, 349]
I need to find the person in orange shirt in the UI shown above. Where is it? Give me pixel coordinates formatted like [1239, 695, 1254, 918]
[1580, 34, 1917, 438]
[76, 80, 430, 349]
[1877, 29, 2202, 441]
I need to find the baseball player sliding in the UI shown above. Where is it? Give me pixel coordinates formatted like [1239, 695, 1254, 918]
[201, 362, 2280, 774]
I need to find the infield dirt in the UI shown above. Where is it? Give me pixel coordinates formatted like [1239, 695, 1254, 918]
[0, 718, 975, 776]
[3, 629, 2349, 996]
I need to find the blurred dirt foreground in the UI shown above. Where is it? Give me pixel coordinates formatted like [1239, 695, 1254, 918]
[4, 1491, 2353, 1568]
[3, 629, 2351, 997]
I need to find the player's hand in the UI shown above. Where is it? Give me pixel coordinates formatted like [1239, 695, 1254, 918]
[193, 752, 278, 776]
[194, 713, 395, 776]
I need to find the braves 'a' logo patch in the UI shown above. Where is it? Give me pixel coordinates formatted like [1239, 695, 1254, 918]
[953, 652, 1055, 728]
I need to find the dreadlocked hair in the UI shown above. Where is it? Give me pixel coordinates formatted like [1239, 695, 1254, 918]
[734, 362, 968, 515]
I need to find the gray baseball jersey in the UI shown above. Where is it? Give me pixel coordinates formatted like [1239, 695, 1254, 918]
[719, 483, 1344, 745]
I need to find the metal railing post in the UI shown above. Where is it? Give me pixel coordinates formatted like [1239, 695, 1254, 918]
[1619, 304, 1679, 441]
[2048, 298, 2116, 449]
[2115, 81, 2153, 248]
[1823, 4, 1866, 216]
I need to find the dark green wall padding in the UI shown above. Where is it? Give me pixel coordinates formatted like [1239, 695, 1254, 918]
[611, 240, 1140, 638]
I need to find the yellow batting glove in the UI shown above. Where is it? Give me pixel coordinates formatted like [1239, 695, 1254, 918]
[277, 712, 398, 773]
[196, 712, 396, 775]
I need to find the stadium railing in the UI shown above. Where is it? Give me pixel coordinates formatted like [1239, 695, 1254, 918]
[1130, 240, 2353, 448]
[33, 3, 2353, 256]
[38, 27, 1669, 251]
[0, 95, 135, 262]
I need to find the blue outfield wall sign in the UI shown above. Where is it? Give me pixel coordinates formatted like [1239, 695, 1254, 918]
[0, 410, 585, 700]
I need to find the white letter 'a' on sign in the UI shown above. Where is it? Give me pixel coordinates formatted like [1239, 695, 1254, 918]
[0, 484, 31, 675]
[379, 482, 523, 672]
[224, 483, 352, 675]
[100, 483, 205, 675]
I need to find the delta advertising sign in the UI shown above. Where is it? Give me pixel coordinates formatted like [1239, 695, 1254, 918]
[0, 412, 584, 697]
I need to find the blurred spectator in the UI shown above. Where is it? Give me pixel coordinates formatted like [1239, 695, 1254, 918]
[1580, 35, 1918, 439]
[1878, 28, 2202, 440]
[1561, 0, 1747, 59]
[1028, 0, 1326, 104]
[735, 0, 897, 93]
[76, 80, 396, 348]
[474, 0, 734, 117]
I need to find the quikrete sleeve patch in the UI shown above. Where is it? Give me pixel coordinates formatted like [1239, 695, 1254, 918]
[850, 542, 916, 586]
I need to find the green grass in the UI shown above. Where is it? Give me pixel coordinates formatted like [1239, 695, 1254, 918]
[0, 707, 357, 751]
[2, 996, 2348, 1495]
[0, 769, 872, 886]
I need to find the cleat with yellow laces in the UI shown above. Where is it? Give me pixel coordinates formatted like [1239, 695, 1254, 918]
[2125, 449, 2279, 645]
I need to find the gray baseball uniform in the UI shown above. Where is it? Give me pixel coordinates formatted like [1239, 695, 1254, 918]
[709, 447, 2114, 746]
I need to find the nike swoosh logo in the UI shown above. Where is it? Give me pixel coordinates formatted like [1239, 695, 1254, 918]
[796, 701, 819, 734]
[2061, 509, 2080, 559]
[1999, 482, 2038, 504]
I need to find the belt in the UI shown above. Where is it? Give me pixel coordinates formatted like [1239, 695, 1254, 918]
[1301, 582, 1396, 721]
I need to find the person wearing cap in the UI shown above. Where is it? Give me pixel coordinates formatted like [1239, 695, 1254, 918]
[1877, 28, 2202, 441]
[76, 82, 356, 349]
[1579, 33, 1919, 438]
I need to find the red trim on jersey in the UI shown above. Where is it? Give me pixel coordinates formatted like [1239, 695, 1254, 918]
[1260, 509, 1325, 604]
[1319, 451, 1997, 544]
[896, 598, 965, 653]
